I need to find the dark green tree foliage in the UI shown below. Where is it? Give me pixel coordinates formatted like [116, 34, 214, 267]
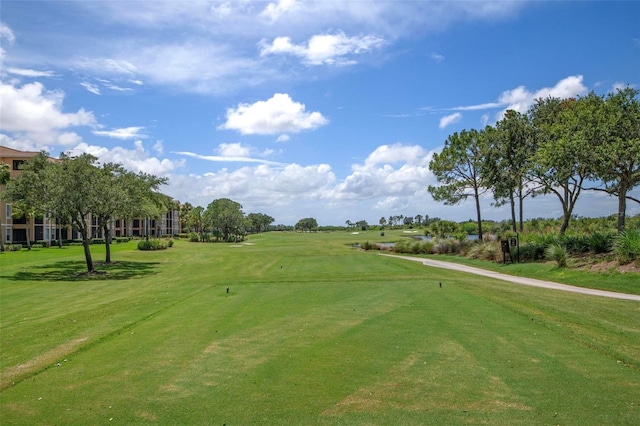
[529, 96, 593, 235]
[246, 212, 275, 233]
[295, 217, 318, 232]
[586, 87, 640, 232]
[204, 198, 245, 242]
[428, 129, 488, 241]
[0, 162, 10, 251]
[51, 153, 104, 273]
[484, 111, 537, 232]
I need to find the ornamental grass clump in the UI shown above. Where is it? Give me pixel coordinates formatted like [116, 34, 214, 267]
[614, 230, 640, 264]
[545, 243, 568, 268]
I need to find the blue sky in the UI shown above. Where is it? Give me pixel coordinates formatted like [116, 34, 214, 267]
[1, 1, 639, 226]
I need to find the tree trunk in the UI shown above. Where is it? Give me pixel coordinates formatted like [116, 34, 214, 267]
[518, 186, 524, 232]
[509, 192, 517, 232]
[103, 223, 112, 264]
[26, 217, 32, 250]
[82, 236, 95, 273]
[617, 186, 627, 233]
[474, 188, 483, 242]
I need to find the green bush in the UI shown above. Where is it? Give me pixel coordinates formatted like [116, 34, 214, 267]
[588, 231, 614, 254]
[545, 244, 568, 268]
[560, 233, 590, 254]
[168, 239, 174, 248]
[189, 232, 199, 242]
[614, 230, 640, 264]
[115, 237, 131, 243]
[137, 239, 168, 251]
[519, 242, 544, 261]
[5, 244, 23, 251]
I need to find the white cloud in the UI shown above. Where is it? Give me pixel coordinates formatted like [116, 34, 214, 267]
[92, 126, 147, 140]
[260, 32, 386, 66]
[7, 68, 56, 78]
[218, 142, 251, 157]
[262, 0, 300, 21]
[276, 134, 290, 142]
[439, 112, 462, 129]
[444, 75, 589, 122]
[66, 141, 184, 176]
[496, 75, 587, 114]
[431, 52, 444, 63]
[0, 23, 15, 44]
[0, 81, 96, 147]
[80, 81, 101, 95]
[219, 93, 328, 135]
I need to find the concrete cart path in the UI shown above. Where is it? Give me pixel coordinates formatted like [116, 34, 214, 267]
[380, 253, 640, 302]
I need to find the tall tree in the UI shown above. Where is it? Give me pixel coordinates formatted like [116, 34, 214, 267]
[93, 164, 167, 262]
[428, 128, 489, 241]
[484, 112, 537, 232]
[586, 87, 640, 232]
[247, 212, 274, 233]
[49, 153, 105, 273]
[204, 198, 245, 242]
[529, 96, 593, 235]
[295, 217, 318, 232]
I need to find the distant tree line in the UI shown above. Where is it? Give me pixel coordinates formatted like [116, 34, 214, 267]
[428, 87, 640, 238]
[180, 199, 275, 242]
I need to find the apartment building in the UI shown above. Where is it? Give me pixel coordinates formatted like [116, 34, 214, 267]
[0, 146, 180, 245]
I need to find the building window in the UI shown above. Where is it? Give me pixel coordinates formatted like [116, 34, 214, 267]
[6, 226, 11, 243]
[12, 160, 25, 170]
[5, 204, 10, 218]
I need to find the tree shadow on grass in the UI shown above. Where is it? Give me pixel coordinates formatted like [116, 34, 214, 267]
[2, 260, 161, 282]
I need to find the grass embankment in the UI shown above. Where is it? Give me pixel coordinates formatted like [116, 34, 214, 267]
[1, 232, 639, 425]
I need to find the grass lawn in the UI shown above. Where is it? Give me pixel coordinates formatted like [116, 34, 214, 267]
[1, 231, 639, 425]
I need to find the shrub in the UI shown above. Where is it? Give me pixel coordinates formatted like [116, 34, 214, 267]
[614, 230, 640, 264]
[519, 242, 544, 261]
[361, 241, 377, 251]
[560, 233, 590, 254]
[588, 231, 614, 254]
[467, 241, 500, 262]
[168, 239, 174, 248]
[137, 239, 168, 251]
[189, 232, 199, 242]
[545, 244, 568, 268]
[31, 244, 45, 249]
[115, 237, 131, 243]
[91, 238, 106, 245]
[5, 244, 22, 251]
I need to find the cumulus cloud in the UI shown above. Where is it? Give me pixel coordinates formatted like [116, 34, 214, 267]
[439, 112, 462, 129]
[260, 32, 386, 66]
[66, 141, 184, 176]
[218, 93, 328, 135]
[93, 126, 147, 140]
[441, 75, 589, 123]
[329, 143, 435, 202]
[431, 52, 444, 63]
[0, 81, 96, 147]
[218, 142, 251, 157]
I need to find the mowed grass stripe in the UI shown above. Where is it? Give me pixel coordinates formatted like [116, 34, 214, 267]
[1, 233, 639, 425]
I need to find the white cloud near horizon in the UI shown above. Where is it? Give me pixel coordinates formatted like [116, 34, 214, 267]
[446, 75, 588, 120]
[219, 93, 328, 135]
[65, 141, 184, 176]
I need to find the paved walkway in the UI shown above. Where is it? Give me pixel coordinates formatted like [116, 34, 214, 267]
[380, 253, 640, 302]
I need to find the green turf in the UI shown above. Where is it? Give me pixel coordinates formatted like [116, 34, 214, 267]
[1, 232, 639, 425]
